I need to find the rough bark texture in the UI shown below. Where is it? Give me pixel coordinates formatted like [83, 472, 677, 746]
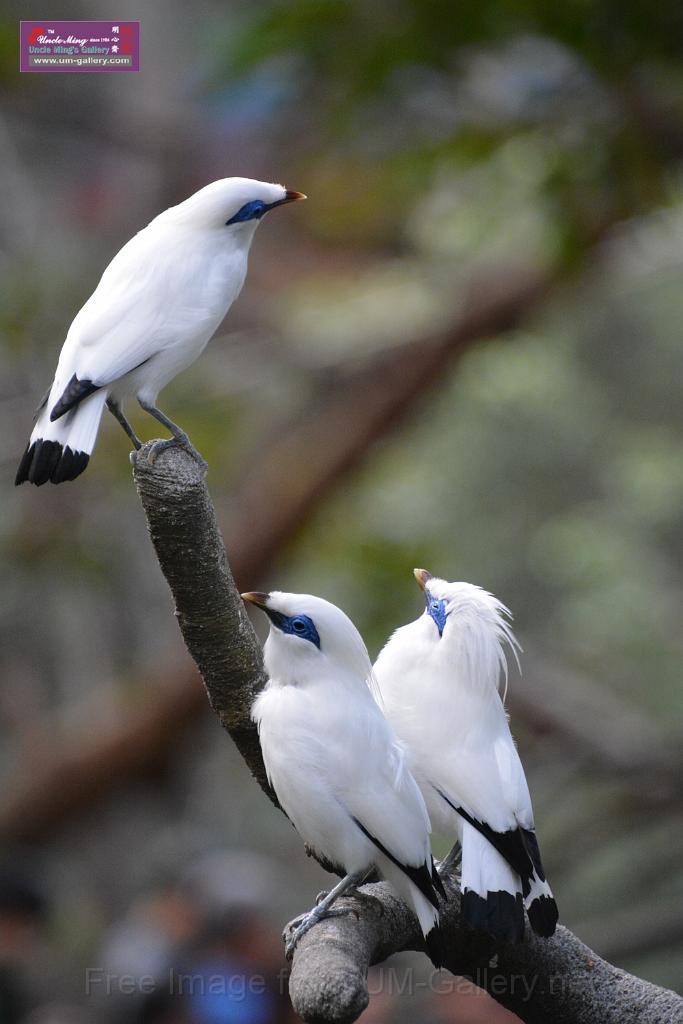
[131, 441, 683, 1024]
[132, 441, 275, 805]
[285, 874, 683, 1024]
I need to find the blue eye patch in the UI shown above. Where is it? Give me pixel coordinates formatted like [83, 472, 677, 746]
[226, 199, 269, 225]
[425, 594, 448, 636]
[265, 609, 321, 649]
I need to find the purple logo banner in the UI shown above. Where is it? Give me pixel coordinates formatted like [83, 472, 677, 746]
[20, 20, 140, 72]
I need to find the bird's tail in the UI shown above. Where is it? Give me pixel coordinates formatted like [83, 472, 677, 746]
[460, 821, 525, 943]
[383, 862, 444, 968]
[16, 386, 106, 486]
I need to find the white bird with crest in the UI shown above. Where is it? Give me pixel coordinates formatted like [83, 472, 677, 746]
[373, 569, 558, 943]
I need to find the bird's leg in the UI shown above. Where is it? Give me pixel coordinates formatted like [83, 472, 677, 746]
[137, 398, 207, 472]
[106, 398, 142, 451]
[285, 870, 366, 960]
[328, 866, 385, 914]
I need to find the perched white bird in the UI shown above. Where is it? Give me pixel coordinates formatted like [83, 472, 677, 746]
[244, 589, 445, 963]
[16, 177, 305, 486]
[373, 569, 558, 943]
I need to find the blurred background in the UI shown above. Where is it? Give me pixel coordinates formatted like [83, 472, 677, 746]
[2, 0, 683, 1020]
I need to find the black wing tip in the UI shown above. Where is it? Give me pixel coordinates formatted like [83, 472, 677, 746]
[49, 374, 98, 421]
[351, 816, 440, 909]
[425, 923, 445, 969]
[520, 828, 547, 882]
[463, 888, 525, 944]
[398, 857, 440, 910]
[527, 894, 558, 937]
[442, 792, 545, 900]
[15, 440, 89, 486]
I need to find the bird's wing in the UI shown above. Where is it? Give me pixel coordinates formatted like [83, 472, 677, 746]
[431, 728, 534, 834]
[494, 733, 534, 830]
[337, 708, 433, 873]
[57, 228, 214, 387]
[378, 647, 535, 833]
[255, 680, 435, 889]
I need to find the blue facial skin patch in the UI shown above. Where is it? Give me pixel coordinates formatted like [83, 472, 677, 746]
[265, 609, 321, 649]
[227, 191, 296, 225]
[425, 594, 448, 636]
[226, 199, 268, 224]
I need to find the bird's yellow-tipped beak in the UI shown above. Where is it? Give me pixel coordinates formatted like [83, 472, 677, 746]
[413, 568, 433, 591]
[241, 591, 270, 609]
[284, 189, 307, 202]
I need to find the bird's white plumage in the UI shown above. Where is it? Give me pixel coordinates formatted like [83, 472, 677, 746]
[374, 598, 528, 835]
[374, 576, 556, 939]
[374, 582, 528, 832]
[61, 179, 288, 400]
[250, 592, 441, 944]
[18, 178, 299, 485]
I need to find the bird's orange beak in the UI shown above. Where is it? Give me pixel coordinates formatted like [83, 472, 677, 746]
[241, 591, 270, 609]
[284, 189, 307, 202]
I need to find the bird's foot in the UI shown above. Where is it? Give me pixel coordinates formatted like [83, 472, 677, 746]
[284, 905, 353, 960]
[147, 436, 208, 473]
[315, 890, 329, 905]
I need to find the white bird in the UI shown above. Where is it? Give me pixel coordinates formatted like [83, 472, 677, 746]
[16, 177, 305, 486]
[373, 569, 558, 943]
[244, 589, 445, 963]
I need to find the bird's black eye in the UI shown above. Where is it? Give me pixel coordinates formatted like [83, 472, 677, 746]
[431, 601, 440, 611]
[292, 618, 306, 632]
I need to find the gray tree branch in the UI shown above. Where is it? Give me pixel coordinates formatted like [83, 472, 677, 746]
[132, 441, 274, 804]
[131, 442, 683, 1024]
[285, 874, 683, 1024]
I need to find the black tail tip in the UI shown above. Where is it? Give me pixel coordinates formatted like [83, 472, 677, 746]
[425, 923, 445, 969]
[527, 895, 558, 938]
[15, 440, 89, 486]
[463, 888, 525, 944]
